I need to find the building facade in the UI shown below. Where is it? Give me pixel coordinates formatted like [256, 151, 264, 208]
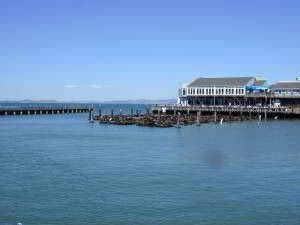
[178, 77, 268, 106]
[270, 80, 300, 106]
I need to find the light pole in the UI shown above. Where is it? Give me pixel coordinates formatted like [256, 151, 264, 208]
[214, 86, 216, 107]
[214, 86, 217, 123]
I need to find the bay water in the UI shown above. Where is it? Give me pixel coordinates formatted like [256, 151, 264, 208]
[0, 104, 300, 225]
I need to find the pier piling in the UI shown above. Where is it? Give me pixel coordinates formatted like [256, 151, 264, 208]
[196, 111, 201, 126]
[214, 111, 217, 123]
[264, 109, 267, 121]
[130, 108, 133, 117]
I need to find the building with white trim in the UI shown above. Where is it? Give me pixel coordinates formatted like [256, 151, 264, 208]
[178, 76, 267, 106]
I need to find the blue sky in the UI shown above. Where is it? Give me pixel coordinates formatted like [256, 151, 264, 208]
[1, 0, 300, 101]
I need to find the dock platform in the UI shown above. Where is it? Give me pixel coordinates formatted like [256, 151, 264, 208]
[151, 105, 300, 118]
[0, 106, 89, 116]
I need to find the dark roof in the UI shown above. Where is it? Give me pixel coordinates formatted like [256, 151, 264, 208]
[271, 82, 300, 89]
[187, 77, 255, 87]
[254, 80, 267, 86]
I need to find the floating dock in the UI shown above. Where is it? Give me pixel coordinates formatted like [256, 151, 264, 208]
[0, 106, 89, 116]
[151, 105, 300, 117]
[92, 105, 300, 128]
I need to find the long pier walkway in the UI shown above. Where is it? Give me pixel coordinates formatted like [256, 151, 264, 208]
[151, 105, 300, 118]
[0, 105, 89, 116]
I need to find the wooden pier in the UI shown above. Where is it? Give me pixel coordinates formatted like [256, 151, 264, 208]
[151, 105, 300, 119]
[0, 106, 89, 116]
[92, 105, 300, 128]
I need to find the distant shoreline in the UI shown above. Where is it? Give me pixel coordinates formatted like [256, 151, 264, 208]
[0, 99, 177, 105]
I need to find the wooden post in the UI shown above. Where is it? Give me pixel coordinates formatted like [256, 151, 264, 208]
[176, 112, 181, 128]
[240, 107, 243, 121]
[264, 109, 267, 121]
[214, 111, 217, 124]
[89, 108, 93, 121]
[197, 111, 201, 126]
[131, 108, 134, 117]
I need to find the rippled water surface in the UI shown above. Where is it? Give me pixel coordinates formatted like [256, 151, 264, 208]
[1, 111, 300, 225]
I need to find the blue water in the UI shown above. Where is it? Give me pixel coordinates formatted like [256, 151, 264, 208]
[0, 106, 300, 225]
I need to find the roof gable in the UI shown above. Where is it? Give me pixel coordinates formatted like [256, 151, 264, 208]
[271, 81, 300, 89]
[187, 77, 255, 87]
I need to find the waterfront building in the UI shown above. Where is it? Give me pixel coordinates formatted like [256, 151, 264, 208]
[178, 76, 268, 106]
[271, 79, 300, 106]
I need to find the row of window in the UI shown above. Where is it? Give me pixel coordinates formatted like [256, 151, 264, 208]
[274, 89, 300, 93]
[182, 87, 245, 96]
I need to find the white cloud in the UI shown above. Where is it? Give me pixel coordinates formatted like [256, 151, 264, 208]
[89, 84, 112, 89]
[64, 84, 80, 88]
[63, 84, 112, 89]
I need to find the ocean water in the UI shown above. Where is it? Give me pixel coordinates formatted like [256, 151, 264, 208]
[0, 105, 300, 225]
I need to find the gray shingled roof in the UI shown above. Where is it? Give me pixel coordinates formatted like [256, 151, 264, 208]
[254, 80, 267, 86]
[187, 77, 255, 87]
[271, 82, 300, 89]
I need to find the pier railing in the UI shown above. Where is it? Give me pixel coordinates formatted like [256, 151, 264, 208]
[0, 105, 88, 111]
[0, 105, 90, 116]
[152, 105, 299, 114]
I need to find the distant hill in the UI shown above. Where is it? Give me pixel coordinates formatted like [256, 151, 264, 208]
[0, 99, 59, 103]
[100, 99, 177, 105]
[0, 99, 177, 105]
